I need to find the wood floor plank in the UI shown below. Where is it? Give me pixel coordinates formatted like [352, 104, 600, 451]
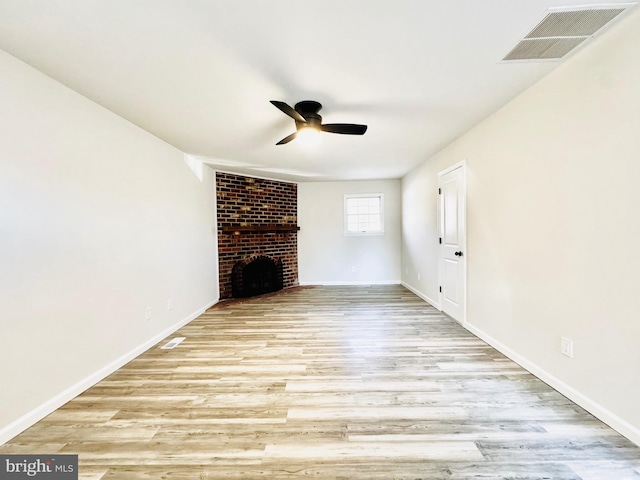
[263, 440, 485, 461]
[2, 285, 639, 479]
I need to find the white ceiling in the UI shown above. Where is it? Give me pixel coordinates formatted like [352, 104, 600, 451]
[0, 0, 635, 181]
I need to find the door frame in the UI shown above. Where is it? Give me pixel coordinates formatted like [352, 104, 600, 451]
[437, 160, 467, 326]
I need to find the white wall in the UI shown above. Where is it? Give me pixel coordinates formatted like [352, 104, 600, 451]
[0, 50, 219, 443]
[402, 8, 640, 444]
[299, 180, 401, 285]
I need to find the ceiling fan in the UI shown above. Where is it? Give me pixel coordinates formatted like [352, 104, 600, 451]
[270, 100, 367, 145]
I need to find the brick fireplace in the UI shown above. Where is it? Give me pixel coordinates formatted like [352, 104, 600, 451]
[216, 172, 298, 299]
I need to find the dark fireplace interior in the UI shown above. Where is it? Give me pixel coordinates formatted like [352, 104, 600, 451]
[232, 256, 283, 298]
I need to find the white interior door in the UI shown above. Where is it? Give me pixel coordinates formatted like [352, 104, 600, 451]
[439, 164, 466, 323]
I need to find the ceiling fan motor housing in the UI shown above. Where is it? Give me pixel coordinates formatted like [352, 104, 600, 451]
[295, 100, 322, 115]
[295, 101, 322, 130]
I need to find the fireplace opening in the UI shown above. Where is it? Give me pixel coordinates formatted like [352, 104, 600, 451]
[232, 256, 283, 298]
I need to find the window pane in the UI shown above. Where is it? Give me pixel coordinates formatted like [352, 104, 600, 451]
[345, 194, 383, 234]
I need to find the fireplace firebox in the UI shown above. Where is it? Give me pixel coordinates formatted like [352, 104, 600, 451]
[231, 256, 283, 298]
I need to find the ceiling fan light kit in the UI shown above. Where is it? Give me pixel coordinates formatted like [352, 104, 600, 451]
[270, 100, 367, 145]
[296, 126, 322, 147]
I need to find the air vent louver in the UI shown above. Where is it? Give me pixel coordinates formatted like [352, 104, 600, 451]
[504, 38, 587, 60]
[161, 337, 186, 349]
[503, 6, 629, 61]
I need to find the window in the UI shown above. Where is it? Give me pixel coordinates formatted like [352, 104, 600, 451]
[344, 193, 384, 235]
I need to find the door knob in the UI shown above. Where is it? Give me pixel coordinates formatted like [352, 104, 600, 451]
[454, 251, 463, 256]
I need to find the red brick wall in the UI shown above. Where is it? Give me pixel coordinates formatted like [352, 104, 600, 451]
[216, 172, 298, 299]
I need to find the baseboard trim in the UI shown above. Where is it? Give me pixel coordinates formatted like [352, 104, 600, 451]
[401, 281, 441, 309]
[298, 280, 401, 286]
[464, 322, 640, 447]
[0, 297, 218, 445]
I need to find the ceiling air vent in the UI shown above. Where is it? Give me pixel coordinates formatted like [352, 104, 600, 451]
[503, 5, 632, 61]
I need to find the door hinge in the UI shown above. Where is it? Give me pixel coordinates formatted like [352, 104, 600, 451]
[438, 188, 441, 194]
[439, 286, 442, 293]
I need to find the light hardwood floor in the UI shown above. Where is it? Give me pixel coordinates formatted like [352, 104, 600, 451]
[2, 285, 639, 479]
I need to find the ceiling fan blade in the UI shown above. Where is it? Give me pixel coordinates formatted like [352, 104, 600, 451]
[320, 123, 368, 135]
[270, 100, 307, 123]
[276, 131, 298, 145]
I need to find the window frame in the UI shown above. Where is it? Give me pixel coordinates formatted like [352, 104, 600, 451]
[343, 193, 385, 236]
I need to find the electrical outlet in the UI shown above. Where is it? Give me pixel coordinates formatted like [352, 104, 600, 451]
[145, 307, 152, 321]
[417, 273, 421, 281]
[351, 266, 356, 273]
[167, 298, 173, 310]
[560, 337, 573, 358]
